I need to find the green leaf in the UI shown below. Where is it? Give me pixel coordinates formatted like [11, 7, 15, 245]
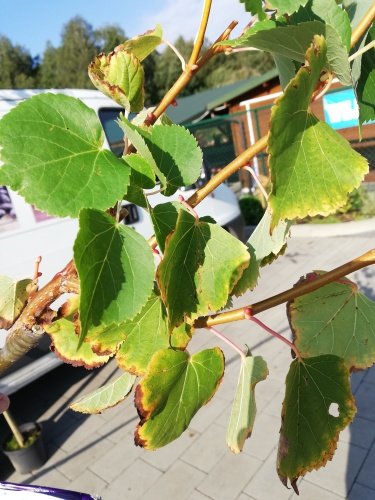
[277, 355, 356, 491]
[226, 355, 268, 453]
[266, 0, 309, 15]
[116, 25, 163, 61]
[273, 54, 297, 89]
[83, 322, 128, 356]
[233, 209, 291, 295]
[353, 25, 375, 126]
[0, 94, 131, 218]
[70, 372, 136, 414]
[119, 117, 203, 196]
[289, 273, 375, 370]
[151, 202, 215, 253]
[292, 0, 351, 50]
[220, 21, 351, 85]
[124, 154, 155, 189]
[89, 51, 144, 112]
[135, 347, 224, 450]
[45, 318, 110, 369]
[123, 184, 147, 208]
[74, 209, 154, 342]
[116, 291, 191, 376]
[268, 36, 368, 230]
[156, 210, 250, 330]
[0, 276, 32, 329]
[131, 107, 173, 127]
[240, 0, 267, 20]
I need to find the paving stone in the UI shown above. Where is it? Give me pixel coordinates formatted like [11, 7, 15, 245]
[182, 423, 227, 472]
[103, 458, 162, 499]
[69, 469, 107, 497]
[141, 460, 206, 500]
[295, 480, 344, 499]
[189, 395, 228, 433]
[356, 442, 375, 489]
[236, 494, 254, 500]
[340, 416, 375, 449]
[187, 490, 212, 500]
[306, 440, 367, 497]
[364, 365, 375, 385]
[96, 400, 139, 443]
[348, 482, 375, 500]
[242, 413, 279, 461]
[56, 436, 113, 481]
[197, 451, 262, 500]
[352, 382, 375, 422]
[243, 451, 293, 500]
[89, 431, 144, 482]
[29, 469, 72, 490]
[351, 371, 366, 394]
[141, 427, 200, 472]
[53, 414, 107, 452]
[262, 388, 284, 418]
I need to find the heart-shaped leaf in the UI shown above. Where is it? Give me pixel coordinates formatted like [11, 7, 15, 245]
[135, 347, 224, 449]
[0, 94, 131, 218]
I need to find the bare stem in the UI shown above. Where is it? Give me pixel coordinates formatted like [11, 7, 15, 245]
[189, 0, 213, 66]
[208, 326, 246, 359]
[243, 166, 268, 202]
[163, 39, 187, 70]
[244, 308, 301, 358]
[350, 4, 375, 47]
[349, 39, 375, 62]
[3, 410, 24, 448]
[194, 248, 375, 329]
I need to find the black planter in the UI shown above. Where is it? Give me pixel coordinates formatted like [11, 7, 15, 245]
[2, 422, 47, 474]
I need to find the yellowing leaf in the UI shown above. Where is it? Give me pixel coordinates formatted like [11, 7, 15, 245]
[117, 25, 163, 61]
[0, 275, 32, 329]
[289, 273, 375, 370]
[89, 50, 144, 112]
[70, 372, 136, 414]
[226, 355, 268, 453]
[156, 210, 250, 330]
[45, 319, 110, 369]
[277, 355, 356, 492]
[268, 36, 368, 230]
[135, 348, 224, 450]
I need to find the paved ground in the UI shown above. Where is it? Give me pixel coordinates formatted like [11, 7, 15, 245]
[1, 230, 375, 499]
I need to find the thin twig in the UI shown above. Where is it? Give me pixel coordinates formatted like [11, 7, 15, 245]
[189, 0, 212, 66]
[350, 3, 375, 47]
[194, 248, 375, 329]
[163, 39, 186, 70]
[208, 326, 246, 359]
[243, 166, 268, 202]
[349, 39, 375, 62]
[244, 308, 301, 359]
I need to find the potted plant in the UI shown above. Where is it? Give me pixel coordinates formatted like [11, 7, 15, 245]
[1, 402, 47, 474]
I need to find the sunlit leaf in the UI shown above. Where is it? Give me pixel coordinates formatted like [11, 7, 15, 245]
[0, 276, 32, 329]
[239, 0, 266, 20]
[89, 50, 144, 112]
[233, 209, 290, 295]
[0, 94, 130, 217]
[266, 0, 309, 15]
[277, 355, 356, 492]
[289, 273, 375, 370]
[45, 319, 110, 369]
[119, 117, 203, 196]
[116, 25, 163, 61]
[70, 372, 136, 414]
[74, 209, 154, 342]
[220, 21, 351, 84]
[156, 210, 250, 330]
[135, 347, 224, 449]
[116, 291, 191, 376]
[226, 354, 268, 453]
[268, 35, 368, 230]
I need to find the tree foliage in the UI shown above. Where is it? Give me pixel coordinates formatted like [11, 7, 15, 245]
[0, 0, 374, 494]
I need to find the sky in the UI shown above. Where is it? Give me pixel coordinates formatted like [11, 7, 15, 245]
[0, 0, 248, 57]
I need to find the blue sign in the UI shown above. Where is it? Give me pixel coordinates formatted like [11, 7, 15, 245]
[323, 89, 359, 130]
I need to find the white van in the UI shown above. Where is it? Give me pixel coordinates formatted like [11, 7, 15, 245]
[0, 89, 244, 394]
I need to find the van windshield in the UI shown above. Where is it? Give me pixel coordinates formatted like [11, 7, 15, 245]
[98, 108, 125, 157]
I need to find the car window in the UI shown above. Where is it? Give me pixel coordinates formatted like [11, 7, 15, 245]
[98, 107, 125, 157]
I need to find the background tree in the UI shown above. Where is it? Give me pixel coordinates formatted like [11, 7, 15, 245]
[0, 36, 38, 88]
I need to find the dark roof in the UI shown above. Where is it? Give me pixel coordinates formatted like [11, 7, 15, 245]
[166, 68, 278, 124]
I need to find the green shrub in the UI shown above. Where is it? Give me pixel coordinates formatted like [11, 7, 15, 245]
[239, 195, 265, 225]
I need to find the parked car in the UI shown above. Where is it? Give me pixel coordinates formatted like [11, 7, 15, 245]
[0, 89, 244, 394]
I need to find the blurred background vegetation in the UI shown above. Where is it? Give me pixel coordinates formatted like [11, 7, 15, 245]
[0, 16, 275, 104]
